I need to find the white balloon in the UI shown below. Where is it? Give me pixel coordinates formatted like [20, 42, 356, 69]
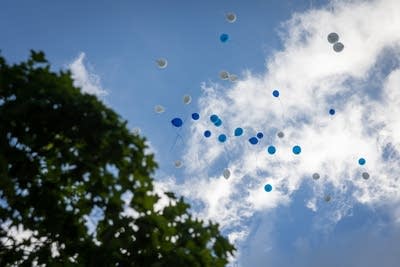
[219, 71, 230, 80]
[174, 160, 183, 168]
[223, 168, 231, 179]
[324, 195, 331, 202]
[183, 95, 192, 105]
[362, 172, 370, 180]
[312, 173, 320, 180]
[154, 105, 165, 113]
[225, 12, 237, 23]
[277, 131, 284, 138]
[156, 58, 168, 69]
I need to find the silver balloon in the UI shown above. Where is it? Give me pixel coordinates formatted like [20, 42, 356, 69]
[277, 131, 284, 138]
[183, 95, 192, 105]
[156, 58, 168, 69]
[174, 160, 183, 168]
[154, 105, 165, 113]
[333, 42, 344, 52]
[131, 127, 141, 135]
[229, 74, 238, 82]
[324, 195, 331, 202]
[223, 168, 231, 179]
[225, 12, 237, 23]
[327, 32, 339, 44]
[362, 172, 370, 180]
[312, 173, 320, 180]
[219, 71, 230, 80]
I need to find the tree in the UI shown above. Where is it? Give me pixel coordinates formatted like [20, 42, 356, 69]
[0, 51, 235, 266]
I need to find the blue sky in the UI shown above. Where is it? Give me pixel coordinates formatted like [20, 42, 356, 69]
[2, 0, 400, 266]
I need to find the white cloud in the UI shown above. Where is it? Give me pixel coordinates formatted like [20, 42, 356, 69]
[68, 52, 108, 97]
[155, 0, 400, 265]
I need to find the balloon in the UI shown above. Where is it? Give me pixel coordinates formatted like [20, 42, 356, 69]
[234, 127, 243, 136]
[156, 58, 168, 69]
[257, 132, 264, 139]
[229, 74, 238, 82]
[220, 33, 229, 43]
[214, 119, 222, 127]
[333, 42, 344, 52]
[183, 95, 192, 105]
[312, 173, 320, 180]
[329, 108, 335, 115]
[218, 134, 227, 143]
[324, 195, 331, 202]
[358, 158, 366, 165]
[249, 137, 258, 145]
[191, 113, 200, 120]
[219, 71, 230, 80]
[327, 32, 339, 44]
[267, 145, 276, 155]
[225, 12, 237, 23]
[292, 145, 301, 155]
[204, 130, 211, 138]
[277, 131, 284, 138]
[154, 105, 165, 113]
[210, 114, 219, 123]
[264, 184, 273, 192]
[223, 168, 231, 179]
[362, 172, 370, 180]
[272, 90, 279, 97]
[171, 118, 183, 127]
[174, 160, 183, 168]
[131, 127, 141, 135]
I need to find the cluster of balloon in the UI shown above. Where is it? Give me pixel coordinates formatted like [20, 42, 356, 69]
[248, 132, 264, 145]
[219, 12, 237, 43]
[327, 32, 344, 52]
[153, 90, 202, 168]
[358, 157, 370, 180]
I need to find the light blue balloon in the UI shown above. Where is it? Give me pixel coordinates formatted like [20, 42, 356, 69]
[264, 184, 273, 192]
[218, 134, 227, 143]
[234, 127, 243, 136]
[249, 137, 258, 145]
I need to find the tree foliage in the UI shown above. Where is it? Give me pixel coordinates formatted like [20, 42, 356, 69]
[0, 51, 235, 266]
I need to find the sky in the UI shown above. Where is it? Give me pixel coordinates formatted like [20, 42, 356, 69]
[1, 0, 400, 266]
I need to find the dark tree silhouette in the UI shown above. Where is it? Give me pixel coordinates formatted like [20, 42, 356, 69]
[0, 51, 235, 266]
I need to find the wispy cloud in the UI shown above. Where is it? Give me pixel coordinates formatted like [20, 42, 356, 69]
[156, 0, 400, 264]
[68, 52, 108, 97]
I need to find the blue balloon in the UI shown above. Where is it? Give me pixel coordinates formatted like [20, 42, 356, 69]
[358, 157, 366, 165]
[267, 145, 276, 155]
[329, 109, 335, 115]
[171, 118, 183, 127]
[292, 145, 301, 155]
[272, 90, 279, 97]
[264, 184, 273, 192]
[249, 137, 258, 145]
[220, 33, 229, 43]
[204, 130, 211, 138]
[257, 132, 264, 139]
[218, 134, 227, 143]
[234, 127, 243, 136]
[214, 119, 222, 127]
[210, 114, 219, 123]
[192, 113, 200, 120]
